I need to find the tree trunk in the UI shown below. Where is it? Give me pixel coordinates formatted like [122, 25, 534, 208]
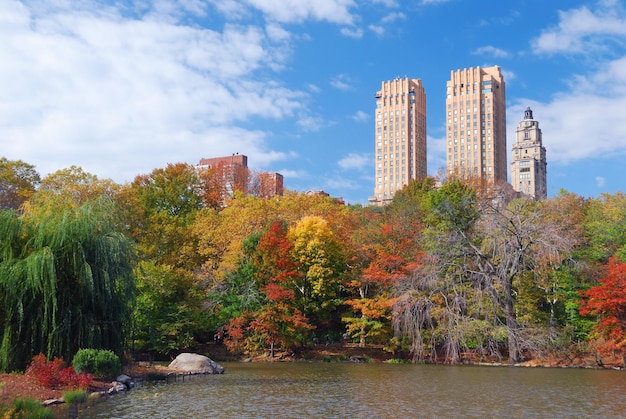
[504, 280, 521, 363]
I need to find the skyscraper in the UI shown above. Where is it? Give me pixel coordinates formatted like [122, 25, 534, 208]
[369, 77, 427, 206]
[445, 66, 507, 183]
[511, 107, 547, 200]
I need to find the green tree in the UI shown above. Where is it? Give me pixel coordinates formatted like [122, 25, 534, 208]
[0, 197, 134, 371]
[132, 261, 209, 354]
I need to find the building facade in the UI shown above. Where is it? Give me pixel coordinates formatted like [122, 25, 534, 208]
[445, 66, 507, 183]
[196, 154, 284, 201]
[369, 77, 427, 205]
[511, 107, 547, 200]
[257, 172, 284, 198]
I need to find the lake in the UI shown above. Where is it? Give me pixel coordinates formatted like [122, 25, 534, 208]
[79, 362, 626, 418]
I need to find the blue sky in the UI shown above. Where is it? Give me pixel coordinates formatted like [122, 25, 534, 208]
[2, 0, 626, 205]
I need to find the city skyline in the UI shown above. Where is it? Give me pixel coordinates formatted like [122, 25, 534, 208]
[2, 1, 626, 204]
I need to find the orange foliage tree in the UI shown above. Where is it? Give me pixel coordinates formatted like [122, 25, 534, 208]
[343, 204, 423, 347]
[225, 221, 313, 356]
[579, 257, 626, 366]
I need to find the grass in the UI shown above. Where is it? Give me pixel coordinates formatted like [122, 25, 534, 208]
[10, 397, 53, 418]
[63, 389, 88, 404]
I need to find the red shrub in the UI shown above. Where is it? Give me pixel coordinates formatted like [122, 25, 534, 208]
[26, 354, 92, 389]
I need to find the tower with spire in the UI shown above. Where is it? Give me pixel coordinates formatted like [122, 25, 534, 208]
[510, 107, 547, 199]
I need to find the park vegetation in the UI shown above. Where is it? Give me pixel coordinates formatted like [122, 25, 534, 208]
[1, 157, 626, 372]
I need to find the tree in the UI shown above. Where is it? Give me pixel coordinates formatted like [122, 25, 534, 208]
[0, 198, 134, 371]
[343, 198, 423, 347]
[394, 180, 578, 363]
[580, 192, 626, 265]
[119, 163, 203, 270]
[579, 257, 626, 366]
[0, 157, 41, 210]
[34, 166, 119, 208]
[118, 163, 213, 354]
[223, 221, 313, 355]
[132, 261, 209, 354]
[288, 216, 347, 325]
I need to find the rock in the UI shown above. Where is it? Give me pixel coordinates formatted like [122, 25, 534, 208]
[107, 381, 128, 395]
[167, 353, 225, 375]
[116, 374, 135, 389]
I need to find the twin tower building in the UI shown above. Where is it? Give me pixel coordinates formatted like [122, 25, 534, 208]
[370, 66, 547, 205]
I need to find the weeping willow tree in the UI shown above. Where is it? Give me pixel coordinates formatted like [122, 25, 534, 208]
[0, 197, 135, 371]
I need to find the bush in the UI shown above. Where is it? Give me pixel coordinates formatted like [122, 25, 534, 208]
[72, 349, 121, 378]
[26, 354, 92, 389]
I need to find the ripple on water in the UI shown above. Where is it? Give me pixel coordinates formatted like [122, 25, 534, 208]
[80, 363, 626, 419]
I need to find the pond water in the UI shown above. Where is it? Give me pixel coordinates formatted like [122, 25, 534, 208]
[80, 362, 626, 418]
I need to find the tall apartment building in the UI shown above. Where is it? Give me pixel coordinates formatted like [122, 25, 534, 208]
[445, 66, 507, 183]
[369, 77, 427, 206]
[511, 107, 547, 200]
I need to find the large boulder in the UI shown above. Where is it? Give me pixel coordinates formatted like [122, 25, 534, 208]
[168, 353, 225, 374]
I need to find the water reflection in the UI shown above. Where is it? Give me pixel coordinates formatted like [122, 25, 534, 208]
[81, 362, 626, 418]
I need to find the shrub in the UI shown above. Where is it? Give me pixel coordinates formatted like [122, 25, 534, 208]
[26, 354, 92, 390]
[26, 354, 65, 388]
[72, 349, 121, 378]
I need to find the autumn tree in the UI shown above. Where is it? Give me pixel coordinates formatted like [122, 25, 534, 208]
[119, 162, 203, 270]
[0, 157, 41, 210]
[207, 232, 264, 328]
[119, 163, 211, 354]
[288, 216, 347, 327]
[580, 192, 626, 265]
[223, 221, 313, 355]
[33, 166, 119, 208]
[343, 192, 425, 347]
[393, 180, 578, 363]
[579, 257, 626, 367]
[196, 164, 228, 210]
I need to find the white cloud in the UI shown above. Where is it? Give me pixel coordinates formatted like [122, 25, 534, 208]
[296, 115, 324, 132]
[508, 56, 626, 165]
[325, 176, 362, 191]
[381, 12, 406, 24]
[473, 45, 511, 58]
[532, 3, 626, 55]
[501, 69, 516, 83]
[330, 74, 354, 91]
[306, 83, 321, 93]
[241, 0, 357, 25]
[276, 169, 307, 180]
[368, 24, 384, 37]
[0, 1, 305, 181]
[338, 153, 370, 171]
[370, 0, 398, 7]
[340, 27, 364, 39]
[352, 110, 369, 123]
